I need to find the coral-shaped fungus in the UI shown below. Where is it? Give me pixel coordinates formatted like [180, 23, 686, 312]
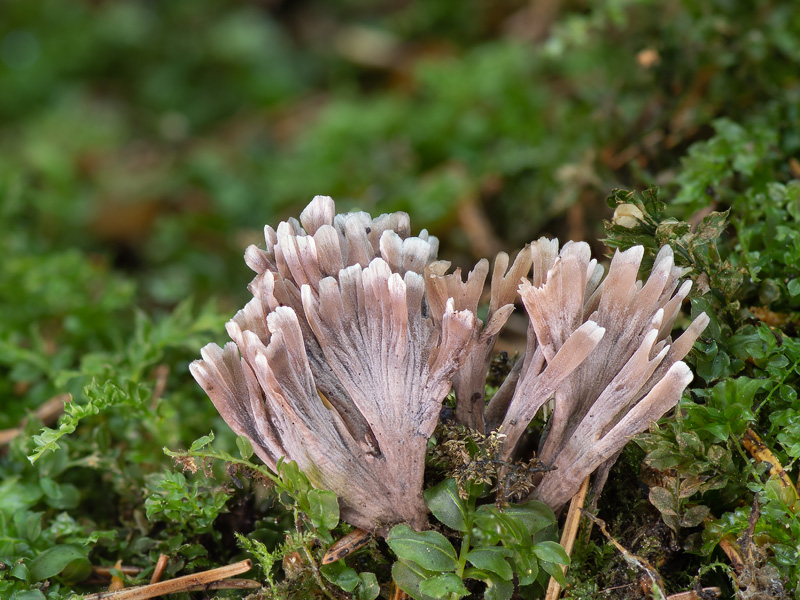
[191, 196, 708, 532]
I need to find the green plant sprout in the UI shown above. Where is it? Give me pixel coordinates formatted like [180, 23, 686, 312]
[166, 432, 380, 600]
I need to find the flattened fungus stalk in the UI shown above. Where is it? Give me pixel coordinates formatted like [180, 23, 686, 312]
[191, 195, 709, 540]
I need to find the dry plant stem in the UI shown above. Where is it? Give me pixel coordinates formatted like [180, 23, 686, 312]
[717, 531, 745, 574]
[582, 511, 667, 599]
[721, 540, 745, 574]
[390, 583, 410, 600]
[150, 365, 170, 410]
[456, 194, 502, 259]
[545, 476, 590, 600]
[108, 560, 125, 592]
[0, 428, 21, 446]
[296, 513, 338, 600]
[82, 559, 252, 600]
[90, 580, 260, 599]
[665, 588, 721, 600]
[92, 566, 142, 578]
[742, 427, 799, 497]
[0, 394, 68, 446]
[182, 579, 260, 591]
[701, 514, 744, 573]
[149, 554, 169, 584]
[739, 496, 761, 567]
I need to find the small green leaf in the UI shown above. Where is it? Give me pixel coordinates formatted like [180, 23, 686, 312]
[321, 561, 360, 592]
[482, 572, 514, 600]
[466, 546, 513, 580]
[694, 210, 729, 244]
[540, 559, 568, 587]
[387, 524, 459, 572]
[308, 489, 340, 531]
[463, 567, 514, 599]
[475, 506, 529, 545]
[472, 511, 503, 546]
[0, 477, 42, 515]
[279, 460, 311, 497]
[680, 504, 711, 528]
[500, 501, 556, 536]
[40, 478, 80, 510]
[644, 446, 682, 470]
[419, 572, 470, 598]
[13, 511, 42, 542]
[391, 559, 438, 600]
[10, 562, 30, 583]
[424, 478, 468, 532]
[531, 541, 569, 565]
[60, 556, 93, 583]
[236, 435, 254, 460]
[27, 544, 88, 582]
[189, 432, 214, 452]
[10, 591, 46, 600]
[679, 476, 709, 499]
[649, 486, 678, 516]
[511, 549, 538, 585]
[710, 378, 764, 412]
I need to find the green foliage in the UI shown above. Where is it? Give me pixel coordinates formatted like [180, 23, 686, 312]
[389, 473, 564, 600]
[0, 199, 232, 597]
[144, 471, 230, 539]
[2, 0, 800, 597]
[602, 117, 800, 595]
[166, 433, 383, 599]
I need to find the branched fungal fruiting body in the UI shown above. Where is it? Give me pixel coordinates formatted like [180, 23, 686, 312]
[191, 196, 708, 532]
[191, 196, 477, 533]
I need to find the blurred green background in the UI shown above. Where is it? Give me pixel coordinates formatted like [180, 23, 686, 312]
[2, 2, 800, 596]
[4, 0, 798, 311]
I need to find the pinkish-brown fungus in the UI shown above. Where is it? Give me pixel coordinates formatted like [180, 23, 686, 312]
[191, 197, 708, 531]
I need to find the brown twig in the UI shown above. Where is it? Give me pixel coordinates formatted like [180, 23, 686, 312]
[582, 511, 667, 599]
[701, 514, 744, 574]
[699, 429, 790, 576]
[718, 533, 745, 575]
[149, 554, 169, 584]
[738, 496, 761, 566]
[150, 365, 170, 410]
[108, 560, 125, 592]
[456, 192, 503, 259]
[92, 566, 142, 578]
[0, 394, 69, 446]
[545, 476, 590, 600]
[742, 428, 798, 498]
[389, 583, 410, 600]
[82, 559, 252, 600]
[665, 587, 721, 600]
[182, 579, 261, 592]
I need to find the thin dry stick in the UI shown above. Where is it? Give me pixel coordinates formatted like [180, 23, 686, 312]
[545, 475, 590, 600]
[92, 566, 142, 578]
[149, 554, 170, 584]
[182, 579, 261, 592]
[82, 559, 252, 600]
[108, 560, 125, 593]
[389, 583, 410, 600]
[665, 588, 721, 600]
[0, 394, 69, 446]
[742, 427, 798, 498]
[583, 511, 667, 599]
[718, 532, 745, 574]
[701, 515, 743, 573]
[0, 427, 21, 446]
[150, 365, 170, 410]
